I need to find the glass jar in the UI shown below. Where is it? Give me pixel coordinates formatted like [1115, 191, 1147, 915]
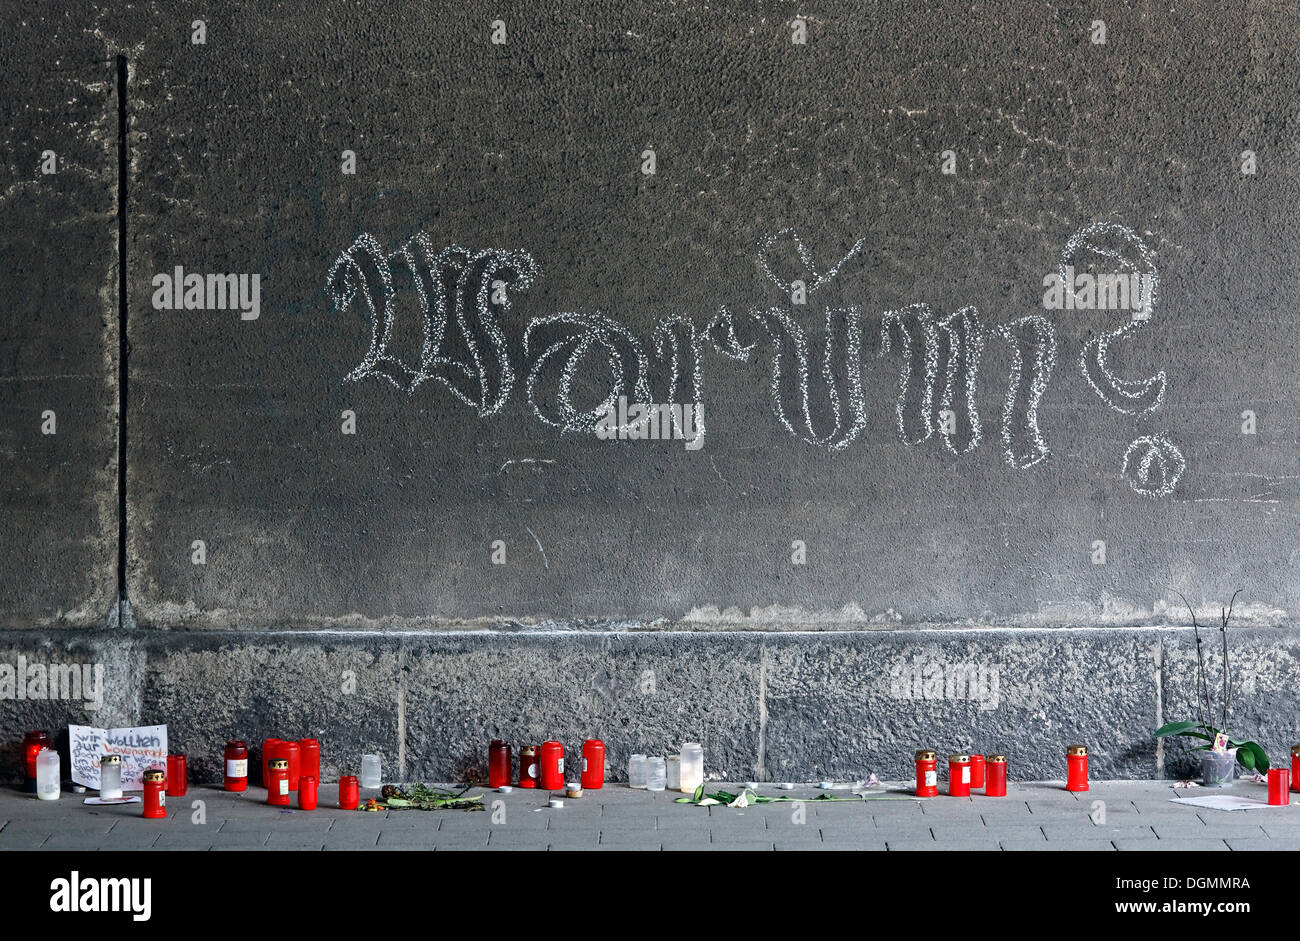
[679, 743, 704, 792]
[666, 756, 682, 791]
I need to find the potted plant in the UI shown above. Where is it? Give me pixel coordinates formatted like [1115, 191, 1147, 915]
[1153, 590, 1269, 786]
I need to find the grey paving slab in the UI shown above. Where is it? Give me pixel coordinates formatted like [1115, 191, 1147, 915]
[5, 782, 1297, 851]
[1116, 839, 1230, 851]
[1158, 821, 1266, 838]
[377, 830, 449, 847]
[931, 824, 1045, 842]
[1224, 838, 1287, 851]
[888, 840, 1003, 851]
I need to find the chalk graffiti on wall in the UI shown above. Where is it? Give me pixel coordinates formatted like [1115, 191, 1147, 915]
[326, 223, 1185, 497]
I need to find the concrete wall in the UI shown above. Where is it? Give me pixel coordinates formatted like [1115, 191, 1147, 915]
[3, 2, 1299, 783]
[4, 626, 1300, 785]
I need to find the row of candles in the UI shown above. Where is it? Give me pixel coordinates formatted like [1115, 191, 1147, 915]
[21, 731, 1300, 810]
[921, 744, 1294, 805]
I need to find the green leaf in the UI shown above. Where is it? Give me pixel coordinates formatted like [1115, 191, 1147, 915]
[674, 796, 693, 803]
[692, 783, 704, 803]
[1154, 721, 1205, 738]
[1237, 742, 1269, 774]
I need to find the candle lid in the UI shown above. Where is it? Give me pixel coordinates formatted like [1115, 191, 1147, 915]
[948, 753, 970, 763]
[101, 754, 122, 765]
[915, 749, 936, 761]
[269, 759, 289, 770]
[988, 754, 1007, 763]
[1067, 745, 1088, 756]
[143, 769, 164, 782]
[1292, 744, 1300, 757]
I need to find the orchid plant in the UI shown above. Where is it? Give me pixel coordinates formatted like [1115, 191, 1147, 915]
[1153, 589, 1269, 773]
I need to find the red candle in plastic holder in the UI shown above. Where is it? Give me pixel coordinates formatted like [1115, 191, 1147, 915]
[300, 738, 321, 784]
[224, 740, 249, 792]
[915, 750, 938, 797]
[970, 754, 986, 790]
[283, 740, 301, 791]
[142, 769, 167, 819]
[518, 746, 538, 788]
[1268, 768, 1290, 806]
[581, 739, 605, 790]
[1066, 745, 1089, 792]
[1291, 745, 1300, 793]
[538, 741, 565, 790]
[262, 738, 283, 786]
[339, 775, 359, 810]
[488, 740, 512, 788]
[266, 759, 291, 806]
[948, 753, 971, 797]
[23, 731, 49, 792]
[298, 775, 318, 811]
[985, 754, 1007, 797]
[166, 754, 187, 797]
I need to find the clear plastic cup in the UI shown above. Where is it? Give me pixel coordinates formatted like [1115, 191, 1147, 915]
[628, 753, 648, 788]
[646, 756, 667, 791]
[360, 753, 382, 789]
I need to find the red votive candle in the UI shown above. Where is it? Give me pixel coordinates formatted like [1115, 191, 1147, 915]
[166, 754, 187, 797]
[283, 740, 301, 791]
[142, 769, 167, 819]
[1066, 745, 1089, 791]
[23, 731, 50, 792]
[915, 749, 938, 797]
[1291, 745, 1300, 793]
[985, 754, 1007, 796]
[224, 740, 249, 792]
[298, 775, 318, 811]
[339, 775, 359, 810]
[488, 740, 512, 788]
[1268, 768, 1290, 806]
[581, 739, 605, 790]
[538, 741, 565, 790]
[262, 738, 283, 786]
[518, 746, 538, 788]
[970, 754, 986, 790]
[266, 759, 291, 806]
[949, 753, 971, 797]
[300, 738, 321, 783]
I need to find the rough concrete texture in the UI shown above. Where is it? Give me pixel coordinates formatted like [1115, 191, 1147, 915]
[4, 2, 1300, 789]
[6, 626, 1299, 784]
[106, 1, 1300, 626]
[0, 17, 119, 628]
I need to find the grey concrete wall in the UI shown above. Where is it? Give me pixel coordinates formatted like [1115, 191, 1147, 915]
[3, 625, 1299, 785]
[2, 2, 1299, 783]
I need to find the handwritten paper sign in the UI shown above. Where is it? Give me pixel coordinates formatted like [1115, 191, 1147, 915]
[69, 724, 167, 791]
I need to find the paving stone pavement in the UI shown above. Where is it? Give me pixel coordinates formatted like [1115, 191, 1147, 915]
[2, 781, 1298, 851]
